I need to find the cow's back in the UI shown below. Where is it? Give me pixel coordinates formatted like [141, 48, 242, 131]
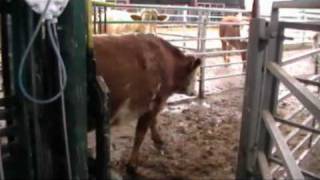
[219, 16, 241, 38]
[93, 35, 173, 123]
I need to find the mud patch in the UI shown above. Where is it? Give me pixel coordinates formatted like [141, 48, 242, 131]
[108, 89, 243, 180]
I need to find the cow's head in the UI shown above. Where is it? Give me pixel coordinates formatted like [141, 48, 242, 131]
[130, 9, 168, 21]
[175, 56, 201, 96]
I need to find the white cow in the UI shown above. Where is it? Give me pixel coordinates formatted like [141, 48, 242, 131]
[92, 9, 168, 35]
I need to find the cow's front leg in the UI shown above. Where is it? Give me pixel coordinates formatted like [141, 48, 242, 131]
[127, 112, 153, 174]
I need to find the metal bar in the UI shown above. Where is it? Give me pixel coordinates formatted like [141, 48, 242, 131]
[280, 48, 320, 66]
[257, 151, 273, 180]
[206, 22, 249, 26]
[167, 36, 248, 42]
[104, 6, 107, 33]
[296, 77, 320, 87]
[204, 73, 245, 81]
[157, 33, 195, 38]
[272, 134, 320, 177]
[262, 110, 304, 179]
[269, 156, 320, 179]
[274, 116, 320, 134]
[280, 22, 320, 32]
[285, 115, 313, 142]
[96, 20, 249, 26]
[272, 114, 314, 155]
[284, 105, 304, 122]
[93, 6, 97, 34]
[98, 7, 102, 33]
[59, 1, 89, 178]
[278, 75, 320, 101]
[268, 62, 320, 121]
[95, 76, 111, 180]
[92, 1, 250, 13]
[272, 1, 320, 9]
[100, 20, 198, 24]
[236, 19, 268, 179]
[291, 132, 312, 155]
[204, 61, 246, 68]
[278, 91, 291, 101]
[176, 46, 198, 51]
[193, 49, 247, 58]
[309, 33, 320, 148]
[198, 13, 207, 99]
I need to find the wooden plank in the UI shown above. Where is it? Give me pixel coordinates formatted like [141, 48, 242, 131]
[262, 110, 304, 180]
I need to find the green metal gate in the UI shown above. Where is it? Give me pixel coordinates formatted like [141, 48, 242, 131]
[0, 0, 110, 179]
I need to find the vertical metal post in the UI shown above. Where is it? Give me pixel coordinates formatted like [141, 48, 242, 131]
[236, 18, 268, 179]
[10, 1, 36, 179]
[59, 0, 89, 179]
[93, 6, 97, 34]
[198, 12, 207, 99]
[301, 10, 306, 44]
[98, 7, 102, 34]
[182, 6, 187, 48]
[308, 33, 320, 148]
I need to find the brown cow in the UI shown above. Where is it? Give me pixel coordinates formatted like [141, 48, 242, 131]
[219, 16, 248, 71]
[93, 34, 200, 173]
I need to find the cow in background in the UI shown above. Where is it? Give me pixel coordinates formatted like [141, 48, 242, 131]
[219, 15, 248, 71]
[130, 9, 168, 34]
[218, 0, 260, 72]
[93, 9, 168, 35]
[94, 34, 200, 174]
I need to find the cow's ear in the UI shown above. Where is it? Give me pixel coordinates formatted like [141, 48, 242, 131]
[131, 14, 142, 21]
[190, 58, 201, 70]
[157, 15, 168, 21]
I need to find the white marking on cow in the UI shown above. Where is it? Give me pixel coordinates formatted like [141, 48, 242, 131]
[186, 68, 199, 96]
[111, 98, 140, 126]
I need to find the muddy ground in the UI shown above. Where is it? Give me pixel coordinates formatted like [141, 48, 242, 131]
[108, 88, 243, 180]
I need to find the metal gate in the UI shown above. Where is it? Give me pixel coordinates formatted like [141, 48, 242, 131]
[237, 1, 320, 179]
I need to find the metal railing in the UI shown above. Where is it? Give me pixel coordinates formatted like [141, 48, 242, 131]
[90, 1, 318, 101]
[237, 1, 320, 179]
[90, 1, 250, 99]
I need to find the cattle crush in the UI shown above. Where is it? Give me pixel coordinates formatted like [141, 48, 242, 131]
[90, 1, 320, 179]
[0, 0, 320, 179]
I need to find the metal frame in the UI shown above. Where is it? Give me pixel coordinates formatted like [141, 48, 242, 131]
[237, 1, 320, 179]
[90, 1, 250, 98]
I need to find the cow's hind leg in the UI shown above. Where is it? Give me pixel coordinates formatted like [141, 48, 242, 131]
[127, 112, 153, 174]
[150, 118, 164, 151]
[221, 40, 230, 65]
